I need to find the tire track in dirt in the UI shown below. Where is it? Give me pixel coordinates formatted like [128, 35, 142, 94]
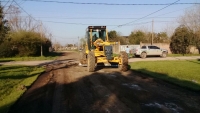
[51, 70, 65, 113]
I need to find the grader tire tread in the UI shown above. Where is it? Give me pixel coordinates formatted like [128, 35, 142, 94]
[79, 50, 87, 64]
[87, 51, 95, 72]
[119, 51, 128, 71]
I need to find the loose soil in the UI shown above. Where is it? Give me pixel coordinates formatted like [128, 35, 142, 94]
[8, 51, 200, 113]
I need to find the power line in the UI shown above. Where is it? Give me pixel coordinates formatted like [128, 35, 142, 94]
[42, 20, 160, 26]
[12, 0, 37, 21]
[43, 20, 117, 26]
[114, 0, 180, 29]
[22, 0, 200, 5]
[3, 0, 11, 7]
[31, 16, 177, 20]
[3, 0, 14, 13]
[152, 5, 194, 18]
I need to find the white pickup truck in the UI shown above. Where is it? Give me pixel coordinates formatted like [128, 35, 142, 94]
[132, 45, 168, 58]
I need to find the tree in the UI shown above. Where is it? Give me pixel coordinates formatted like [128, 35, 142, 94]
[0, 41, 17, 57]
[154, 32, 169, 43]
[170, 25, 192, 55]
[0, 4, 53, 57]
[128, 30, 147, 44]
[107, 30, 126, 44]
[0, 4, 10, 44]
[178, 5, 200, 53]
[6, 5, 40, 32]
[9, 30, 51, 56]
[108, 30, 117, 41]
[79, 37, 86, 48]
[117, 36, 126, 45]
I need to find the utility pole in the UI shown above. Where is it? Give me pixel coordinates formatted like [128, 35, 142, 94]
[151, 19, 154, 45]
[40, 22, 43, 56]
[78, 37, 79, 50]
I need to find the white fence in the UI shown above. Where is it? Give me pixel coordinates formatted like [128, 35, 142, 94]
[120, 45, 140, 52]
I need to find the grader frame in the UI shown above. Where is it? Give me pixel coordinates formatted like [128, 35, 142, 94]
[79, 26, 128, 72]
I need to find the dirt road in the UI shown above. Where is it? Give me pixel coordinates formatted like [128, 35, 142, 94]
[8, 51, 200, 113]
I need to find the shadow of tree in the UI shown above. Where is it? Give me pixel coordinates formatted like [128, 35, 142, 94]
[0, 72, 42, 79]
[6, 67, 200, 113]
[186, 59, 200, 65]
[0, 66, 31, 71]
[0, 60, 14, 63]
[44, 52, 64, 57]
[0, 66, 35, 78]
[135, 68, 200, 91]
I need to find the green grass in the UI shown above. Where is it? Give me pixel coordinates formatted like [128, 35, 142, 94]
[0, 56, 55, 62]
[0, 65, 44, 113]
[130, 60, 200, 91]
[0, 52, 63, 62]
[168, 54, 200, 57]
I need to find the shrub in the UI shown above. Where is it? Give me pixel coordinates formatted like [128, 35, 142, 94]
[0, 41, 17, 57]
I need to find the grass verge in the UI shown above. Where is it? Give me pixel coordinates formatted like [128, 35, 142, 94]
[0, 65, 44, 113]
[168, 54, 200, 57]
[130, 60, 200, 91]
[0, 52, 63, 62]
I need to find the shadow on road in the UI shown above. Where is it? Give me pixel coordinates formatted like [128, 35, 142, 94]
[0, 60, 14, 63]
[44, 52, 65, 57]
[135, 68, 200, 91]
[6, 65, 200, 113]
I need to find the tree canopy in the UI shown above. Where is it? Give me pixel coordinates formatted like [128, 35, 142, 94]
[178, 5, 200, 53]
[170, 25, 192, 55]
[0, 3, 52, 57]
[0, 5, 10, 44]
[128, 30, 146, 44]
[108, 30, 126, 44]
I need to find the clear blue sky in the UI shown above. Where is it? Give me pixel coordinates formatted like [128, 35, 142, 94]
[3, 0, 200, 45]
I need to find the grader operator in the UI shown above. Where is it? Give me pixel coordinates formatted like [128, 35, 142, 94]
[79, 26, 128, 72]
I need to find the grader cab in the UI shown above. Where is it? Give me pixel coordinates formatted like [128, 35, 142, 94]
[79, 26, 128, 72]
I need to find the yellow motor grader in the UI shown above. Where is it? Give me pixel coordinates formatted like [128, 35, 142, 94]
[79, 26, 128, 72]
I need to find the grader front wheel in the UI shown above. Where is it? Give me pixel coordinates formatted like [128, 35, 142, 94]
[119, 51, 128, 71]
[87, 51, 95, 72]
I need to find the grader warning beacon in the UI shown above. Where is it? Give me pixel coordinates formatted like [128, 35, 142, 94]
[79, 26, 128, 72]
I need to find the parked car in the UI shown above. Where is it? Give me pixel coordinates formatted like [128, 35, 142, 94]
[132, 45, 168, 58]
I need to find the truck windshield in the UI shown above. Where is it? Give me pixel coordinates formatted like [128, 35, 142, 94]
[91, 29, 106, 41]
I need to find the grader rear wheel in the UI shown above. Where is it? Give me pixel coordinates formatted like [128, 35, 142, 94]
[79, 50, 87, 65]
[87, 51, 95, 72]
[119, 51, 128, 71]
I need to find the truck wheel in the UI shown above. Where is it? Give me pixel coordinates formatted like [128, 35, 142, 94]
[87, 51, 95, 72]
[161, 52, 167, 58]
[140, 52, 147, 59]
[119, 51, 128, 71]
